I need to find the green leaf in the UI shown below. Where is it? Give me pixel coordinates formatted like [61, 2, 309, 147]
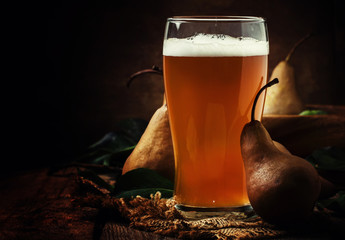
[77, 118, 148, 166]
[117, 118, 148, 143]
[77, 133, 137, 165]
[89, 132, 136, 152]
[114, 168, 174, 198]
[306, 147, 345, 172]
[299, 109, 328, 116]
[115, 188, 173, 199]
[109, 145, 136, 159]
[92, 153, 113, 165]
[317, 191, 345, 215]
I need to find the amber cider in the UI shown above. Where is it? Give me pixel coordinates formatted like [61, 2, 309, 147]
[163, 34, 268, 208]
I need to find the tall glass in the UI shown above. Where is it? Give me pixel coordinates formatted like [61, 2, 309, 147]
[163, 16, 268, 216]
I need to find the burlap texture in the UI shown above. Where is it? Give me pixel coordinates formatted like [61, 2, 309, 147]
[107, 192, 286, 240]
[78, 172, 344, 239]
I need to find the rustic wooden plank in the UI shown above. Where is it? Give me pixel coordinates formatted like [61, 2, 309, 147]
[0, 167, 177, 240]
[101, 222, 179, 240]
[1, 159, 343, 240]
[0, 168, 95, 240]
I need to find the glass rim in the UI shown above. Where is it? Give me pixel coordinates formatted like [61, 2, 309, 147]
[167, 16, 265, 23]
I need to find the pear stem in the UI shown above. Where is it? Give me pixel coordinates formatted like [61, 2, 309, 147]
[285, 33, 312, 62]
[127, 65, 163, 87]
[251, 78, 279, 122]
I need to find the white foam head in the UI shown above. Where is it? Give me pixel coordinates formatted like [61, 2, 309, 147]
[163, 34, 269, 57]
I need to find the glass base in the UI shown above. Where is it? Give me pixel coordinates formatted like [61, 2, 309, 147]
[175, 203, 254, 220]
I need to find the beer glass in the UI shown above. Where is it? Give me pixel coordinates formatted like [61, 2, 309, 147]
[163, 16, 268, 216]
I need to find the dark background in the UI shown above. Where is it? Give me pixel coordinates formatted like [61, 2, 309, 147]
[3, 0, 345, 173]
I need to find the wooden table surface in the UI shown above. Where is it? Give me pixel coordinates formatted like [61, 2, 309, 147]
[0, 167, 178, 240]
[0, 166, 343, 240]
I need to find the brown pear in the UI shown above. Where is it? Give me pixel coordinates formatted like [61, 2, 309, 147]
[123, 68, 175, 180]
[122, 100, 175, 181]
[241, 120, 321, 224]
[241, 79, 321, 225]
[263, 36, 310, 115]
[273, 140, 290, 154]
[263, 61, 304, 115]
